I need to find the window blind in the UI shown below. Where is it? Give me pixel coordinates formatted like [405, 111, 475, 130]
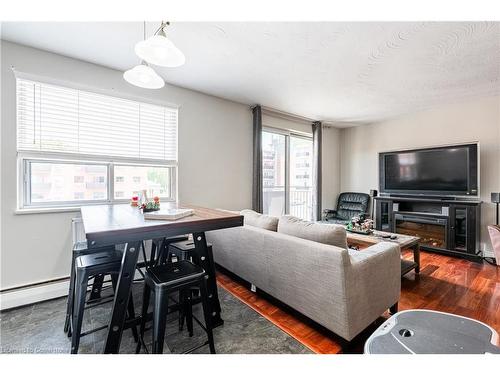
[17, 78, 178, 161]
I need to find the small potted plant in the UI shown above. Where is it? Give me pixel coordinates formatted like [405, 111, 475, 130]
[141, 196, 160, 212]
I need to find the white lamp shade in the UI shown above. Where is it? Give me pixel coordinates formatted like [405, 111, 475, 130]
[135, 35, 185, 67]
[123, 64, 165, 89]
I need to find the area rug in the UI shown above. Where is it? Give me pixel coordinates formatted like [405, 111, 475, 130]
[216, 271, 343, 354]
[0, 282, 311, 354]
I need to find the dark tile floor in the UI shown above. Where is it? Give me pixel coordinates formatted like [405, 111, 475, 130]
[0, 283, 311, 354]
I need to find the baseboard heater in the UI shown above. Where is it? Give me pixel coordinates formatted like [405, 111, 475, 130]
[0, 277, 71, 311]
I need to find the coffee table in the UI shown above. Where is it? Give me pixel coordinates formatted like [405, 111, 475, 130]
[346, 230, 420, 276]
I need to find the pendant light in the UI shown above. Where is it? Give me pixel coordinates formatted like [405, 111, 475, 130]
[123, 61, 165, 89]
[123, 22, 165, 89]
[135, 21, 185, 67]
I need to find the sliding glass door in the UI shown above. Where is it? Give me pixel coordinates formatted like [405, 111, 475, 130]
[262, 131, 287, 216]
[262, 129, 314, 220]
[289, 135, 314, 220]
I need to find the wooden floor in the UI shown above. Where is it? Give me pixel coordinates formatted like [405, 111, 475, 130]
[216, 249, 500, 354]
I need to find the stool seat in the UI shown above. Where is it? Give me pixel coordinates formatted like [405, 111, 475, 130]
[147, 261, 205, 287]
[76, 250, 123, 269]
[169, 240, 212, 253]
[167, 240, 212, 264]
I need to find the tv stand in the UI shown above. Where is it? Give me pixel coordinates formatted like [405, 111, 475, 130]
[374, 196, 482, 261]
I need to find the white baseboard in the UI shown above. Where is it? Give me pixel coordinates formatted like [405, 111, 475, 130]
[0, 270, 143, 311]
[0, 279, 69, 311]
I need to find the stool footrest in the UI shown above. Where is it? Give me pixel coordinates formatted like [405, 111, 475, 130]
[79, 324, 108, 337]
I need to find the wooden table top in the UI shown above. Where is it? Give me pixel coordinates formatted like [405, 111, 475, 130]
[80, 203, 243, 247]
[346, 229, 420, 248]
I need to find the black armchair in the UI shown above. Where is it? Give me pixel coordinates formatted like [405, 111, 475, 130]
[322, 192, 370, 224]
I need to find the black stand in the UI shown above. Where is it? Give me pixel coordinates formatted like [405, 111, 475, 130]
[496, 202, 499, 226]
[374, 196, 482, 261]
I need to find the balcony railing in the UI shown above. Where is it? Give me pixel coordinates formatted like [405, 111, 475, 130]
[263, 185, 313, 221]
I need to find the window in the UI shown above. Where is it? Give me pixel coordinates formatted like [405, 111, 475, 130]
[17, 77, 178, 209]
[27, 161, 108, 204]
[113, 165, 172, 199]
[262, 129, 314, 220]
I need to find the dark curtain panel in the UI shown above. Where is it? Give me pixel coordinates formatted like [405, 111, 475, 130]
[252, 105, 263, 213]
[312, 121, 322, 221]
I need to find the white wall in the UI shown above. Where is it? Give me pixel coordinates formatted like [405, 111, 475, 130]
[1, 41, 253, 290]
[262, 113, 341, 210]
[340, 96, 500, 255]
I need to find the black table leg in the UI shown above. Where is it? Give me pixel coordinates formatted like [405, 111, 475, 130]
[192, 232, 224, 327]
[414, 243, 421, 274]
[103, 241, 141, 354]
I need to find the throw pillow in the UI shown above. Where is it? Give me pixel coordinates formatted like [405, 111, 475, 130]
[240, 209, 279, 232]
[277, 215, 348, 249]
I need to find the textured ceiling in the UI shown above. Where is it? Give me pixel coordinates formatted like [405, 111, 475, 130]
[2, 22, 499, 125]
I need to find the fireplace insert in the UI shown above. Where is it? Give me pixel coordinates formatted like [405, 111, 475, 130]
[394, 213, 448, 249]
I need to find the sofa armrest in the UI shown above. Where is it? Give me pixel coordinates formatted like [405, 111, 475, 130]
[343, 242, 401, 339]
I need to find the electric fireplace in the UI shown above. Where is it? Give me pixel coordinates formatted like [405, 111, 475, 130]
[394, 213, 448, 249]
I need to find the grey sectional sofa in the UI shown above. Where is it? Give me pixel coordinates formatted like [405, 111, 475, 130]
[206, 212, 401, 341]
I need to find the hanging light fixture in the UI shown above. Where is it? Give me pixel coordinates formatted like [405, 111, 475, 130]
[135, 21, 185, 67]
[123, 22, 165, 89]
[123, 61, 165, 89]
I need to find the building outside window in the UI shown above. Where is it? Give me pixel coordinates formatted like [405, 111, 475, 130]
[74, 192, 85, 200]
[93, 192, 106, 199]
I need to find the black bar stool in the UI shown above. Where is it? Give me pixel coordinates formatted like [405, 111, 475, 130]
[136, 260, 216, 354]
[167, 240, 213, 331]
[71, 250, 139, 354]
[167, 238, 212, 263]
[64, 241, 116, 336]
[148, 236, 190, 267]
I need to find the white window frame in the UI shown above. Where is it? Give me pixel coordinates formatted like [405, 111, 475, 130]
[17, 151, 177, 209]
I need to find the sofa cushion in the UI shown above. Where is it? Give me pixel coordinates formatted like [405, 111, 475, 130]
[240, 209, 279, 231]
[277, 215, 348, 249]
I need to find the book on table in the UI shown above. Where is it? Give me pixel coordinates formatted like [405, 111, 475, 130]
[143, 208, 194, 221]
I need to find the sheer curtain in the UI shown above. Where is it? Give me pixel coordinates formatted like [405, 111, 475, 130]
[252, 105, 263, 213]
[312, 121, 322, 221]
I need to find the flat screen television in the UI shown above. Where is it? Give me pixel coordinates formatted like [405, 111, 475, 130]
[379, 143, 479, 197]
